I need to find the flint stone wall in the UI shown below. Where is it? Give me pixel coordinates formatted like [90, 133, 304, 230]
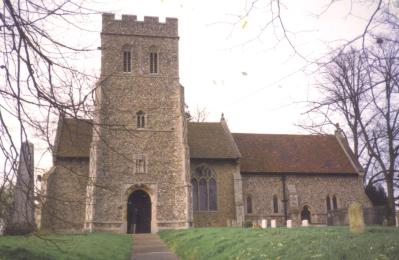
[242, 174, 371, 226]
[87, 14, 190, 232]
[41, 158, 89, 232]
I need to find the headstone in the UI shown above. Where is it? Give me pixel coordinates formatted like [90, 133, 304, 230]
[271, 219, 276, 228]
[348, 202, 365, 234]
[261, 219, 267, 228]
[287, 219, 292, 228]
[226, 219, 232, 227]
[5, 142, 36, 234]
[302, 219, 309, 227]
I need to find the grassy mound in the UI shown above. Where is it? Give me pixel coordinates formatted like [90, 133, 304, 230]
[160, 227, 399, 260]
[0, 232, 132, 260]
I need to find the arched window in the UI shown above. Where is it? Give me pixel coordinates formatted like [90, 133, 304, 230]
[149, 46, 158, 74]
[332, 195, 338, 210]
[199, 179, 208, 210]
[246, 196, 253, 214]
[191, 179, 198, 211]
[122, 46, 132, 72]
[136, 111, 145, 128]
[273, 195, 279, 213]
[326, 195, 331, 211]
[134, 154, 146, 173]
[191, 165, 217, 211]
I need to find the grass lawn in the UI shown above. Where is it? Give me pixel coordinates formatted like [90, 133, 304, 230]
[160, 226, 399, 260]
[0, 232, 132, 260]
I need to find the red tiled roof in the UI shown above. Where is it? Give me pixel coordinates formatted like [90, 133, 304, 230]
[188, 122, 241, 159]
[54, 118, 92, 158]
[232, 133, 357, 174]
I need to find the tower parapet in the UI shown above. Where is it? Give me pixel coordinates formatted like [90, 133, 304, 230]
[102, 13, 178, 38]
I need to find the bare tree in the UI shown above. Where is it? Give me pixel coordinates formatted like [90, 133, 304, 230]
[303, 40, 399, 225]
[0, 0, 96, 231]
[185, 105, 209, 122]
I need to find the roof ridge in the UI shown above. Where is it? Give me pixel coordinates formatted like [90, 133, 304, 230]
[232, 132, 334, 137]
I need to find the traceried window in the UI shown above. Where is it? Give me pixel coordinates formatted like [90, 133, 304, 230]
[191, 165, 217, 211]
[246, 196, 253, 214]
[273, 195, 279, 213]
[332, 195, 338, 210]
[123, 47, 132, 72]
[136, 111, 145, 128]
[134, 154, 146, 173]
[191, 179, 198, 211]
[149, 46, 158, 74]
[326, 195, 331, 211]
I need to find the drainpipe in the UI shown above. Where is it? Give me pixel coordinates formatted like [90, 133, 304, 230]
[281, 175, 288, 222]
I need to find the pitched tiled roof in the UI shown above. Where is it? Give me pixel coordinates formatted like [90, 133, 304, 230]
[232, 133, 358, 174]
[54, 118, 92, 158]
[188, 122, 241, 159]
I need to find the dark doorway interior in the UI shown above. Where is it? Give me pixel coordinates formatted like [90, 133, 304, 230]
[127, 190, 151, 234]
[301, 205, 311, 223]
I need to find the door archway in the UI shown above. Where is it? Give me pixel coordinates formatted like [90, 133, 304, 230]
[127, 190, 151, 234]
[301, 205, 311, 223]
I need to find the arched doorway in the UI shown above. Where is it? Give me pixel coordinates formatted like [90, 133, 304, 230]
[301, 205, 311, 223]
[127, 190, 151, 234]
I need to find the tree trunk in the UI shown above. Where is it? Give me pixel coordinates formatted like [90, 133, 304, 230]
[385, 177, 396, 226]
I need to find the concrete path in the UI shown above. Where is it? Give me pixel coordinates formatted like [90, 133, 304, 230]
[131, 234, 179, 260]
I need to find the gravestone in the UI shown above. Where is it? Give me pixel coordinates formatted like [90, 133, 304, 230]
[261, 219, 267, 228]
[287, 219, 292, 228]
[271, 219, 276, 228]
[348, 202, 364, 234]
[5, 142, 36, 234]
[302, 219, 309, 227]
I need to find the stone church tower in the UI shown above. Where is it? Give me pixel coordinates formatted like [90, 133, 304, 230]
[84, 14, 192, 233]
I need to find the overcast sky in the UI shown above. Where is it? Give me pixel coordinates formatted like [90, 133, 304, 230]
[86, 0, 377, 131]
[34, 0, 387, 171]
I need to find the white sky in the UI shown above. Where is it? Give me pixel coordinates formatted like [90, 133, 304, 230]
[34, 0, 390, 172]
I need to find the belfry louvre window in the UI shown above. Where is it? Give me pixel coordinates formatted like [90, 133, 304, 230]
[191, 165, 217, 211]
[136, 111, 145, 128]
[149, 47, 158, 74]
[123, 51, 132, 72]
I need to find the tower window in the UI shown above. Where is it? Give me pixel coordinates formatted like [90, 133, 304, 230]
[136, 111, 145, 128]
[123, 51, 132, 72]
[149, 47, 158, 74]
[134, 155, 146, 173]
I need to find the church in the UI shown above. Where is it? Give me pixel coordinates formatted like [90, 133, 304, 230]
[41, 13, 371, 233]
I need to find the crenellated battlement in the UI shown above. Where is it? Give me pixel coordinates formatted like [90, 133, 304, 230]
[102, 13, 178, 38]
